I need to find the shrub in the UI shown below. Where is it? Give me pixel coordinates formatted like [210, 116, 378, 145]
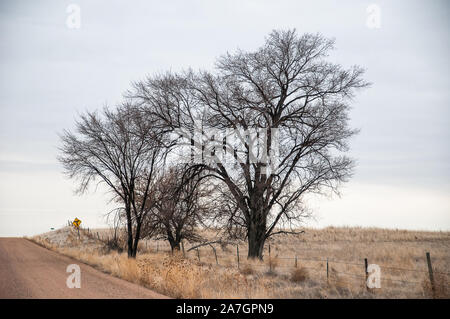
[291, 267, 308, 283]
[240, 264, 255, 275]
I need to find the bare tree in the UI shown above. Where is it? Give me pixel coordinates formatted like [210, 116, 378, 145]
[129, 29, 369, 259]
[142, 165, 210, 252]
[58, 103, 164, 258]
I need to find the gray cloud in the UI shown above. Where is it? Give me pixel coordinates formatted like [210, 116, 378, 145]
[0, 0, 449, 235]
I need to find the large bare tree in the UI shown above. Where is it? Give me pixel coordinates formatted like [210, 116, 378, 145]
[129, 29, 369, 259]
[58, 103, 164, 258]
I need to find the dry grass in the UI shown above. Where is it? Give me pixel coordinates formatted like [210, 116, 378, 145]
[267, 256, 279, 272]
[29, 226, 450, 299]
[421, 268, 450, 299]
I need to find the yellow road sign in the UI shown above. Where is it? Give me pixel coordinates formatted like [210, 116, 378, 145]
[72, 218, 81, 228]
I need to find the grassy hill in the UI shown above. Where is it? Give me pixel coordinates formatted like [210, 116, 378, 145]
[30, 226, 450, 298]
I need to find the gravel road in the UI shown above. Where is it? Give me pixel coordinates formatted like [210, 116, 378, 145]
[0, 238, 168, 299]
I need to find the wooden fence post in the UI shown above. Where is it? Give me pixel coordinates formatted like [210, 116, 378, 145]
[295, 255, 298, 268]
[181, 240, 185, 258]
[213, 246, 218, 265]
[268, 244, 273, 272]
[197, 248, 201, 262]
[364, 258, 368, 289]
[426, 252, 435, 296]
[236, 245, 240, 269]
[157, 242, 159, 252]
[326, 258, 329, 284]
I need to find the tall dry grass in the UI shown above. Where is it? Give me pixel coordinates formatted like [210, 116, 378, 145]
[30, 226, 450, 299]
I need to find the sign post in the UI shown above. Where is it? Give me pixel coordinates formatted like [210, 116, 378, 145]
[72, 218, 82, 239]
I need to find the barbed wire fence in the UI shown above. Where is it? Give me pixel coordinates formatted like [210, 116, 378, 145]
[76, 224, 449, 296]
[140, 239, 450, 295]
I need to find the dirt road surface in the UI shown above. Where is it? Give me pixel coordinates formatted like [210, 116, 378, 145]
[0, 238, 169, 299]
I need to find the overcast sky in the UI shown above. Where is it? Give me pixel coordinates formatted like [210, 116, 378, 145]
[0, 0, 449, 236]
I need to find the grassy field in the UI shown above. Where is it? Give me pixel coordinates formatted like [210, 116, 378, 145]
[30, 226, 450, 298]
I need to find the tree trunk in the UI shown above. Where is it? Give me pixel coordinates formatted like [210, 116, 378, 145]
[167, 228, 181, 253]
[247, 227, 266, 259]
[246, 194, 268, 260]
[125, 206, 134, 258]
[247, 209, 267, 260]
[131, 219, 142, 258]
[169, 240, 181, 252]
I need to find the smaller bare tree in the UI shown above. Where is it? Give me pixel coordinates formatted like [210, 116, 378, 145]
[142, 165, 211, 252]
